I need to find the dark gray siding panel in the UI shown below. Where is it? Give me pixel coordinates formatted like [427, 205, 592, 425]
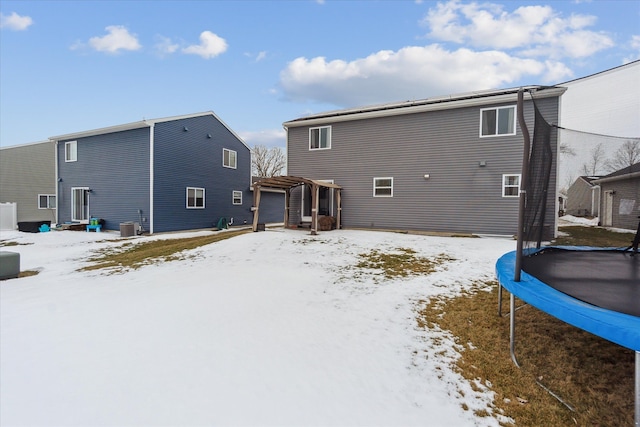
[57, 128, 150, 231]
[255, 191, 285, 224]
[288, 97, 559, 235]
[153, 115, 252, 232]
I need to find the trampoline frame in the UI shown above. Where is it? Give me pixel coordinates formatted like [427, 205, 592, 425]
[496, 248, 640, 426]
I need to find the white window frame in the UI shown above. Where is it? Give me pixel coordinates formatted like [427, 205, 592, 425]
[223, 148, 237, 169]
[65, 141, 77, 162]
[232, 190, 242, 205]
[502, 174, 521, 198]
[373, 177, 393, 197]
[38, 194, 56, 209]
[71, 187, 90, 222]
[309, 126, 331, 150]
[480, 106, 516, 137]
[186, 187, 205, 209]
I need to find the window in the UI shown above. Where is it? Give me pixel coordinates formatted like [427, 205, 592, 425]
[38, 194, 56, 209]
[187, 187, 205, 208]
[309, 126, 331, 150]
[502, 174, 521, 197]
[232, 190, 242, 205]
[65, 141, 77, 162]
[480, 106, 516, 137]
[223, 148, 237, 169]
[373, 177, 393, 197]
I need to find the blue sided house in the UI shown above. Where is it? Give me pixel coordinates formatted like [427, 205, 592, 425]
[51, 111, 283, 234]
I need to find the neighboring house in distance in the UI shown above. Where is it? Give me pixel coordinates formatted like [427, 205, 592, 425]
[0, 140, 57, 228]
[558, 60, 640, 188]
[592, 162, 640, 230]
[566, 176, 601, 217]
[51, 111, 277, 234]
[283, 85, 565, 236]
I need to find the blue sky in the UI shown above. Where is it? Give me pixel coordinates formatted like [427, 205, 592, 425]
[1, 0, 639, 149]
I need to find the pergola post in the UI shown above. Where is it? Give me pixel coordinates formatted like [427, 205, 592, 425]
[336, 189, 342, 230]
[284, 188, 290, 228]
[311, 182, 319, 235]
[252, 185, 262, 232]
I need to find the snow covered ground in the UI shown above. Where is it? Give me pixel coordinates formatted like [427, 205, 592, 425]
[1, 227, 517, 426]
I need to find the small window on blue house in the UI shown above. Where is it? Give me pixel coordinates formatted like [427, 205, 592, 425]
[232, 190, 242, 205]
[38, 194, 56, 209]
[373, 177, 393, 197]
[223, 148, 237, 169]
[310, 126, 331, 150]
[502, 174, 521, 197]
[187, 187, 205, 208]
[480, 106, 516, 137]
[65, 141, 77, 162]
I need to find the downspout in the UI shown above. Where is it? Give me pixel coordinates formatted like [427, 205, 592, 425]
[148, 122, 154, 234]
[54, 140, 59, 226]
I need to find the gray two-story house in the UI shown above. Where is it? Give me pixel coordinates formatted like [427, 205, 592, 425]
[282, 86, 565, 236]
[0, 140, 57, 230]
[52, 111, 277, 234]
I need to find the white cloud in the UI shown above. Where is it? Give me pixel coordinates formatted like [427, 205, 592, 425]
[154, 35, 179, 57]
[182, 31, 227, 59]
[422, 0, 614, 59]
[239, 129, 286, 149]
[87, 25, 141, 53]
[0, 12, 33, 31]
[279, 45, 568, 107]
[624, 35, 640, 63]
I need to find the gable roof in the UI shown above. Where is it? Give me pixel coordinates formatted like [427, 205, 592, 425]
[592, 162, 640, 185]
[283, 85, 566, 128]
[49, 111, 250, 150]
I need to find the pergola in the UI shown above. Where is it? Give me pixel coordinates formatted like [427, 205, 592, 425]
[252, 176, 342, 235]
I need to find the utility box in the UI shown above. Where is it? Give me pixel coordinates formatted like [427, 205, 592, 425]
[120, 222, 135, 237]
[0, 251, 20, 280]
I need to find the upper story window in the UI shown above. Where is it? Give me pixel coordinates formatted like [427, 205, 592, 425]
[502, 174, 521, 197]
[373, 177, 393, 197]
[232, 190, 243, 205]
[223, 148, 237, 169]
[309, 126, 331, 150]
[65, 141, 77, 162]
[38, 194, 56, 209]
[480, 106, 516, 137]
[187, 187, 205, 208]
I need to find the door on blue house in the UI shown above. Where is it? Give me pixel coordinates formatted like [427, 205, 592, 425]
[71, 187, 90, 222]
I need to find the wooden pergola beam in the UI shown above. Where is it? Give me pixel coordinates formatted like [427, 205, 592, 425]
[251, 175, 342, 234]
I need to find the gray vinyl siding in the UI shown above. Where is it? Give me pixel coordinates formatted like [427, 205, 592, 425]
[0, 141, 56, 223]
[600, 178, 640, 230]
[566, 178, 596, 216]
[56, 128, 150, 230]
[288, 96, 559, 235]
[153, 115, 253, 232]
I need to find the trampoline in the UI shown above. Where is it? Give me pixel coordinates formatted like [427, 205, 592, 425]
[496, 247, 639, 352]
[494, 89, 640, 425]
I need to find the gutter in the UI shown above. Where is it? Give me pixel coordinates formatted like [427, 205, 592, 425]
[592, 171, 640, 185]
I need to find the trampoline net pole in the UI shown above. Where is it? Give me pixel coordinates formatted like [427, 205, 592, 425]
[514, 89, 531, 282]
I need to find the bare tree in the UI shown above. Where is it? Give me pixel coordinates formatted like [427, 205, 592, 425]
[559, 143, 576, 157]
[604, 140, 640, 173]
[252, 145, 286, 177]
[580, 143, 608, 176]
